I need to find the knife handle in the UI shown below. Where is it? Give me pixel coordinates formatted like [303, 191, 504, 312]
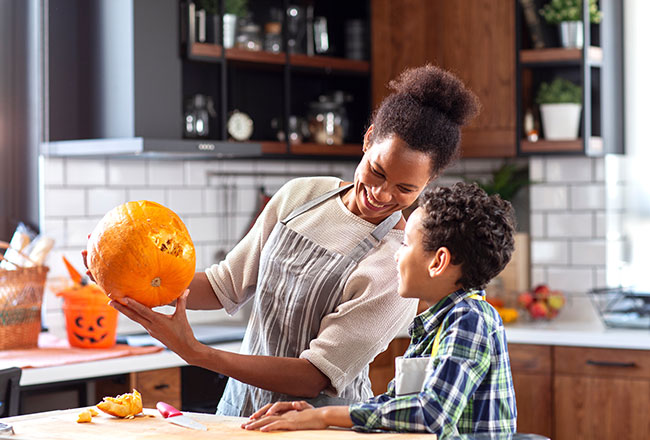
[157, 401, 182, 418]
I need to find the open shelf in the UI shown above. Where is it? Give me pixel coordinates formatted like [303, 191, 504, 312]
[520, 47, 603, 66]
[289, 143, 363, 157]
[187, 43, 369, 74]
[519, 137, 602, 154]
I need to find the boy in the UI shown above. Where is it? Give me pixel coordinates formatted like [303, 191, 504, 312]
[242, 182, 517, 438]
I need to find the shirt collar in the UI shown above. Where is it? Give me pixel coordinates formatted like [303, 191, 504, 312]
[408, 287, 485, 340]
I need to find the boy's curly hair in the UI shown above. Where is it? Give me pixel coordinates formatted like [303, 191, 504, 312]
[418, 182, 516, 289]
[370, 64, 480, 176]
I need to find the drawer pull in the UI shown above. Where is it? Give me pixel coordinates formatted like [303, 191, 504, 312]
[586, 360, 637, 368]
[154, 383, 170, 390]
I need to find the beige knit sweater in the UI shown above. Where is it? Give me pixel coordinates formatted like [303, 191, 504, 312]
[205, 176, 418, 395]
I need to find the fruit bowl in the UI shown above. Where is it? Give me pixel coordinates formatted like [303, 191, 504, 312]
[518, 284, 565, 320]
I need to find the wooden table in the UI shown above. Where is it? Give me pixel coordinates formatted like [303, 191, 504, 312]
[0, 407, 435, 439]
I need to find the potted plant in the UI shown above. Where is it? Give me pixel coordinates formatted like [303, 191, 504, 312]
[539, 0, 602, 48]
[536, 78, 582, 140]
[196, 0, 248, 47]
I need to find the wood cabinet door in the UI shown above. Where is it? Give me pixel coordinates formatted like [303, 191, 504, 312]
[508, 344, 553, 438]
[554, 375, 650, 440]
[130, 367, 181, 410]
[371, 0, 516, 157]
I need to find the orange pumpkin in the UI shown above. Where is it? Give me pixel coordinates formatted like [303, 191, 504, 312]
[86, 201, 196, 308]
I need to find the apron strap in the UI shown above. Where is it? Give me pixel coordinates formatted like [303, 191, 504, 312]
[281, 183, 354, 225]
[348, 211, 402, 262]
[430, 293, 485, 359]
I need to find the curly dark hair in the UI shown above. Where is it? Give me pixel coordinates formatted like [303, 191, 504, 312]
[418, 182, 516, 290]
[370, 64, 480, 176]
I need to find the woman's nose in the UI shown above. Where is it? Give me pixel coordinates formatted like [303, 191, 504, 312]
[371, 185, 392, 204]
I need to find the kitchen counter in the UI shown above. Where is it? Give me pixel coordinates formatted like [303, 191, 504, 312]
[0, 407, 434, 439]
[19, 341, 241, 387]
[504, 295, 650, 350]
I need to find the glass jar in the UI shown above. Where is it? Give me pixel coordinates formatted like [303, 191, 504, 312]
[307, 99, 346, 146]
[236, 23, 262, 51]
[264, 22, 282, 53]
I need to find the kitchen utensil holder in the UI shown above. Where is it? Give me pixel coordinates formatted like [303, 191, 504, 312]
[0, 241, 49, 350]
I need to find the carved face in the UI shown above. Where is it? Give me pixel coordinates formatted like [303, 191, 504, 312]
[64, 305, 117, 348]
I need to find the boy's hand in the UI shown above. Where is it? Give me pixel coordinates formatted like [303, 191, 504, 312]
[241, 407, 326, 432]
[248, 401, 313, 420]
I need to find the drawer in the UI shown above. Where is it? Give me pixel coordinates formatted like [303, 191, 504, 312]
[508, 344, 552, 374]
[554, 346, 650, 379]
[130, 367, 181, 409]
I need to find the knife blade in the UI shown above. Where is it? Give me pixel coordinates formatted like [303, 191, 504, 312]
[156, 401, 207, 431]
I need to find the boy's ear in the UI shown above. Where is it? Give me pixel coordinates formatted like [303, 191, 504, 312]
[428, 247, 452, 278]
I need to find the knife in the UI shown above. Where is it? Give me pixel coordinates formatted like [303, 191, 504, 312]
[156, 401, 207, 431]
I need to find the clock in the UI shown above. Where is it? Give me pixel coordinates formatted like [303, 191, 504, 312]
[227, 110, 254, 141]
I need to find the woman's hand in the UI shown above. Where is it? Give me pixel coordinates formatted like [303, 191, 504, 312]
[109, 289, 201, 360]
[248, 401, 314, 420]
[241, 406, 326, 432]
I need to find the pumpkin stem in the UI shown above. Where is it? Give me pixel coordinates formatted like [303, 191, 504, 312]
[151, 277, 162, 287]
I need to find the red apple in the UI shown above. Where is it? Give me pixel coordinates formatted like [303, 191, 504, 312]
[529, 301, 549, 319]
[534, 284, 551, 299]
[518, 291, 534, 308]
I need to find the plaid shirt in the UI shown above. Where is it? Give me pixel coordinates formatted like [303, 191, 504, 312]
[349, 288, 517, 438]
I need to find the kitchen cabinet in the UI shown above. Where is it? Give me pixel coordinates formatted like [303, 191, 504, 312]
[508, 344, 553, 438]
[553, 346, 650, 440]
[516, 0, 624, 155]
[510, 343, 650, 439]
[368, 337, 410, 396]
[371, 0, 517, 158]
[180, 0, 371, 159]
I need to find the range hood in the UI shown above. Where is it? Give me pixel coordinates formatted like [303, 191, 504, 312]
[43, 0, 260, 159]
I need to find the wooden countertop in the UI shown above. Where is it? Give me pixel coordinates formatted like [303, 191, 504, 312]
[0, 407, 434, 439]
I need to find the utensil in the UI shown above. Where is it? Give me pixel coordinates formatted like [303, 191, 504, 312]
[156, 401, 207, 431]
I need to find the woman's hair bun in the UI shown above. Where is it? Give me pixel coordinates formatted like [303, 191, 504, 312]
[388, 64, 480, 126]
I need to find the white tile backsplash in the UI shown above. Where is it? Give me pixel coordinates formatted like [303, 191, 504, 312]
[531, 240, 569, 265]
[546, 157, 592, 182]
[127, 188, 166, 204]
[67, 217, 102, 247]
[43, 157, 65, 185]
[530, 185, 569, 210]
[547, 267, 595, 293]
[168, 188, 204, 215]
[108, 160, 147, 186]
[570, 184, 606, 210]
[546, 212, 593, 238]
[43, 188, 86, 217]
[529, 156, 624, 294]
[570, 240, 607, 266]
[148, 161, 184, 186]
[87, 188, 127, 216]
[66, 159, 107, 186]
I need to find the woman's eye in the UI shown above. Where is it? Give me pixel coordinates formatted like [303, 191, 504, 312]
[370, 167, 384, 178]
[398, 186, 414, 193]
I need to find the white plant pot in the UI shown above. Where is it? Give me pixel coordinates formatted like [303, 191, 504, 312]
[539, 103, 582, 140]
[559, 21, 583, 49]
[223, 14, 237, 49]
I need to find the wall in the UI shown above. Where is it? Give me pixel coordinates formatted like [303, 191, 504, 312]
[38, 155, 516, 336]
[39, 156, 356, 336]
[528, 155, 626, 294]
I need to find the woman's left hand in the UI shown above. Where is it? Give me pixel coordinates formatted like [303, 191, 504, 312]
[109, 289, 200, 359]
[241, 407, 327, 432]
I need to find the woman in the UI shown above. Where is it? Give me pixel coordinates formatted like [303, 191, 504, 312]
[97, 64, 479, 417]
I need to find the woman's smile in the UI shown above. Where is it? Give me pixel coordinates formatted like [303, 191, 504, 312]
[363, 186, 390, 211]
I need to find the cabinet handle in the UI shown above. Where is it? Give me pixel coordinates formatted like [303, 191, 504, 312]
[154, 383, 170, 390]
[586, 359, 637, 368]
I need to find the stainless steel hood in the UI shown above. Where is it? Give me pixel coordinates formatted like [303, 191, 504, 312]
[44, 0, 259, 159]
[42, 137, 262, 160]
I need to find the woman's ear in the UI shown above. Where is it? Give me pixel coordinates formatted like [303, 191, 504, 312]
[428, 247, 452, 278]
[362, 124, 374, 152]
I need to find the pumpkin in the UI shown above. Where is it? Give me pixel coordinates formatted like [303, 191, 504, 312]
[96, 389, 143, 418]
[58, 284, 118, 348]
[86, 201, 196, 308]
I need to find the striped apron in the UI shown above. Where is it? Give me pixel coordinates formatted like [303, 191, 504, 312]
[216, 183, 401, 417]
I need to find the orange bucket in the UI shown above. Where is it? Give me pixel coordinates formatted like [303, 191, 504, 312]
[57, 284, 118, 348]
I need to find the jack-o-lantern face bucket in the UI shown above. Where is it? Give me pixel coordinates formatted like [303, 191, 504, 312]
[63, 304, 118, 348]
[58, 284, 118, 349]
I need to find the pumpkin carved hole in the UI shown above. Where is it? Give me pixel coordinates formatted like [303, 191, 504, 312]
[151, 233, 185, 258]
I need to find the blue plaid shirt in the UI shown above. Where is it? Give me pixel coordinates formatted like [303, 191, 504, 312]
[349, 288, 517, 438]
